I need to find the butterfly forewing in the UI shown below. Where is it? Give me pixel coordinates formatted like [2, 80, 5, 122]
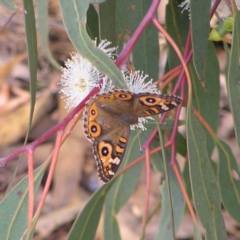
[133, 93, 182, 117]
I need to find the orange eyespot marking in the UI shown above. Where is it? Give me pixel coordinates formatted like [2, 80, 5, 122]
[98, 141, 113, 159]
[116, 145, 125, 154]
[114, 92, 132, 100]
[89, 103, 98, 121]
[139, 96, 158, 106]
[88, 122, 101, 138]
[98, 94, 115, 102]
[119, 136, 127, 144]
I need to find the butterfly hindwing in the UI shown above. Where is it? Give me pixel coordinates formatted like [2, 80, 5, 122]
[92, 126, 130, 182]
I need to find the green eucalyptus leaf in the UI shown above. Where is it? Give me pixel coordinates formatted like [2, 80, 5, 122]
[227, 12, 240, 148]
[0, 165, 46, 240]
[217, 139, 240, 223]
[190, 0, 211, 81]
[58, 0, 124, 88]
[186, 104, 227, 240]
[156, 164, 185, 239]
[67, 181, 116, 240]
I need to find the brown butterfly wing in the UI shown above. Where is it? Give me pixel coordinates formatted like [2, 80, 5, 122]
[92, 125, 130, 182]
[84, 91, 135, 182]
[133, 93, 182, 117]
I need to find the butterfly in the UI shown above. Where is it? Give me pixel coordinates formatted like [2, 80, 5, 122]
[83, 90, 182, 183]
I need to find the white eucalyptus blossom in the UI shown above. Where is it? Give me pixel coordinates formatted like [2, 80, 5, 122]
[130, 116, 154, 131]
[99, 76, 115, 93]
[59, 52, 101, 109]
[97, 39, 118, 60]
[123, 70, 159, 94]
[59, 40, 116, 109]
[179, 0, 191, 12]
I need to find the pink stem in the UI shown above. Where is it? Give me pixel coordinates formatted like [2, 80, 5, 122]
[34, 130, 64, 218]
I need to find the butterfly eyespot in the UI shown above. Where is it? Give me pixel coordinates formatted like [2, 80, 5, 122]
[114, 92, 132, 100]
[91, 125, 97, 132]
[98, 141, 113, 159]
[88, 122, 101, 137]
[139, 96, 157, 106]
[102, 146, 109, 156]
[99, 95, 115, 101]
[146, 98, 156, 103]
[88, 103, 98, 121]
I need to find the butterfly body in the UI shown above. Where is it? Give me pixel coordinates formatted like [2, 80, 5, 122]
[84, 90, 182, 183]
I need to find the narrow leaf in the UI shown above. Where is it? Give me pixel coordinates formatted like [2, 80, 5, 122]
[116, 1, 159, 79]
[0, 165, 45, 240]
[155, 164, 185, 240]
[217, 139, 240, 223]
[166, 0, 189, 68]
[191, 42, 220, 156]
[67, 181, 115, 240]
[99, 1, 117, 46]
[86, 4, 100, 40]
[37, 0, 61, 70]
[190, 0, 211, 81]
[58, 0, 124, 88]
[227, 10, 240, 148]
[186, 105, 227, 240]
